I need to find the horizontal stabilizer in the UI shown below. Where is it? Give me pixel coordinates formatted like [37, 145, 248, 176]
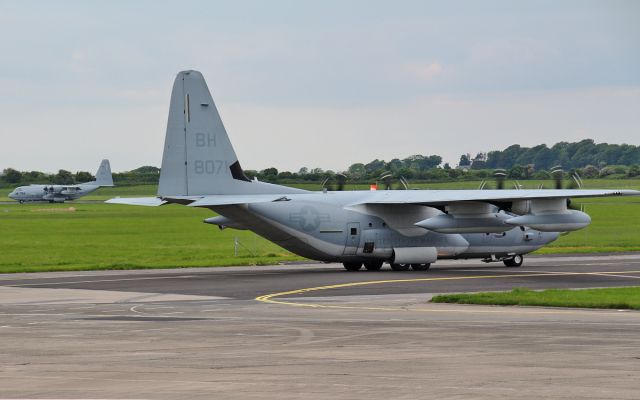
[187, 194, 294, 207]
[105, 197, 167, 206]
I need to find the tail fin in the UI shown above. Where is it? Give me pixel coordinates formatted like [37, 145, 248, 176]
[94, 159, 114, 186]
[158, 70, 302, 196]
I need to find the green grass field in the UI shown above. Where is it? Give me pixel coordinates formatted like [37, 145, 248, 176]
[431, 287, 640, 310]
[0, 203, 303, 273]
[1, 180, 639, 272]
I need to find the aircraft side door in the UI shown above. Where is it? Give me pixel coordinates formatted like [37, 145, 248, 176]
[343, 222, 361, 255]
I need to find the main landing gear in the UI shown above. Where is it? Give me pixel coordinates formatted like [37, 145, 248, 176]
[390, 263, 431, 271]
[503, 254, 524, 267]
[363, 260, 383, 271]
[342, 261, 385, 271]
[342, 262, 431, 272]
[342, 262, 363, 271]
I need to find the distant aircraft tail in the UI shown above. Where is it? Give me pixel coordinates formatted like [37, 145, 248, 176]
[91, 159, 114, 186]
[157, 70, 303, 196]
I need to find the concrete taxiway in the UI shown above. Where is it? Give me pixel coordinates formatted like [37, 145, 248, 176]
[1, 254, 640, 399]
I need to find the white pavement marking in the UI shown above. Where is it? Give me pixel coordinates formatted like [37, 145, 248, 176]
[588, 273, 640, 279]
[0, 286, 229, 305]
[5, 275, 198, 287]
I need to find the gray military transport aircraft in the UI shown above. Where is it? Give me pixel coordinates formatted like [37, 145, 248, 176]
[9, 159, 113, 203]
[108, 70, 639, 271]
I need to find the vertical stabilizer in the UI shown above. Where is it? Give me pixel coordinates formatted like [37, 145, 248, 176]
[158, 70, 303, 196]
[93, 159, 114, 186]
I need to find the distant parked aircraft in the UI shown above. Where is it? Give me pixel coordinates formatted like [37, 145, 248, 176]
[108, 71, 639, 271]
[9, 160, 114, 203]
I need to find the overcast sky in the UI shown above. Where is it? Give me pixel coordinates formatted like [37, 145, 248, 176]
[0, 0, 638, 174]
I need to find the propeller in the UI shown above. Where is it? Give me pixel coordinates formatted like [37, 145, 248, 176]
[379, 172, 393, 190]
[321, 177, 331, 191]
[378, 173, 410, 190]
[321, 174, 347, 191]
[570, 171, 583, 189]
[494, 169, 506, 190]
[549, 165, 586, 211]
[336, 173, 346, 191]
[397, 176, 410, 190]
[550, 165, 564, 189]
[550, 165, 583, 189]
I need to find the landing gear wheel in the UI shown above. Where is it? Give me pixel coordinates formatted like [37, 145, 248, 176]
[343, 262, 363, 271]
[390, 263, 410, 271]
[503, 254, 523, 267]
[411, 263, 431, 271]
[363, 261, 383, 271]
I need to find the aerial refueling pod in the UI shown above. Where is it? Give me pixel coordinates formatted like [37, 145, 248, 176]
[505, 210, 590, 232]
[392, 247, 438, 264]
[504, 198, 591, 232]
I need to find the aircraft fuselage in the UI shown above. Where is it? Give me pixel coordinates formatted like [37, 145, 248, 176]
[207, 191, 559, 264]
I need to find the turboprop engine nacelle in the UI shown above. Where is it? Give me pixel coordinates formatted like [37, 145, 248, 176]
[414, 201, 512, 234]
[504, 198, 591, 232]
[415, 213, 512, 234]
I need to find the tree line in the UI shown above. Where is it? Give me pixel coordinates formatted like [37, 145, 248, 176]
[2, 139, 640, 187]
[463, 139, 640, 170]
[0, 166, 160, 187]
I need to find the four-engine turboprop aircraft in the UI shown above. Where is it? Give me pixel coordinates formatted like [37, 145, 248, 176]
[9, 160, 114, 203]
[107, 70, 639, 271]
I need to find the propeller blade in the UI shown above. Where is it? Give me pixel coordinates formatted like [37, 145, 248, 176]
[571, 172, 583, 189]
[399, 176, 409, 190]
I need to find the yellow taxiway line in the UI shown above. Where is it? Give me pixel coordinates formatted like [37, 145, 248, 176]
[255, 269, 640, 315]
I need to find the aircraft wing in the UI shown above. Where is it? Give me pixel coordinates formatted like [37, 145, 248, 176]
[105, 197, 168, 206]
[106, 194, 290, 207]
[348, 189, 640, 206]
